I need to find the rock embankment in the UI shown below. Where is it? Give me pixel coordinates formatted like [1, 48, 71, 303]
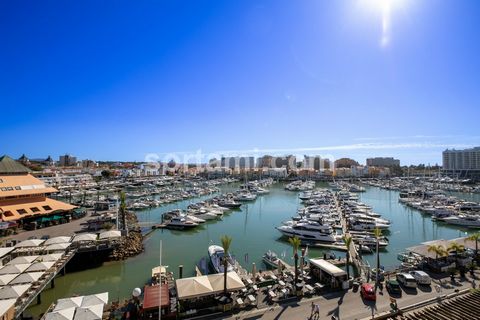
[109, 211, 144, 260]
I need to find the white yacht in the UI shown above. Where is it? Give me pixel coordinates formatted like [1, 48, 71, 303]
[442, 215, 480, 228]
[166, 216, 199, 230]
[208, 245, 234, 273]
[233, 192, 257, 201]
[276, 220, 337, 243]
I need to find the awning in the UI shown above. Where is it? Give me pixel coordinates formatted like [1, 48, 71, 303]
[309, 259, 347, 277]
[0, 299, 16, 318]
[36, 253, 63, 262]
[99, 230, 121, 240]
[54, 297, 83, 311]
[208, 272, 246, 293]
[176, 276, 214, 300]
[0, 264, 31, 275]
[0, 247, 14, 259]
[7, 255, 38, 265]
[45, 307, 75, 320]
[143, 285, 169, 310]
[0, 197, 76, 222]
[26, 261, 55, 272]
[0, 284, 31, 299]
[80, 293, 108, 307]
[10, 271, 45, 285]
[73, 304, 104, 320]
[45, 242, 71, 251]
[44, 237, 72, 246]
[72, 234, 97, 242]
[15, 239, 45, 248]
[0, 274, 18, 286]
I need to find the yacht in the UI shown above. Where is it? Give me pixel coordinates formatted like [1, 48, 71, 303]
[218, 199, 242, 209]
[208, 245, 234, 273]
[233, 192, 257, 201]
[165, 216, 199, 230]
[276, 220, 337, 243]
[442, 215, 480, 228]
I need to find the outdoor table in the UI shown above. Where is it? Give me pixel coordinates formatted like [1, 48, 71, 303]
[280, 288, 287, 294]
[270, 274, 278, 280]
[247, 295, 256, 303]
[241, 288, 247, 293]
[305, 284, 314, 292]
[268, 290, 277, 298]
[252, 285, 258, 291]
[236, 298, 244, 306]
[258, 276, 265, 282]
[278, 280, 286, 286]
[246, 279, 253, 285]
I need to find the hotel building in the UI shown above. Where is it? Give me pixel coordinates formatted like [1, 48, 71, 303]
[443, 147, 480, 179]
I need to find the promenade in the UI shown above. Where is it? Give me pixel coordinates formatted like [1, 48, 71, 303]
[222, 272, 478, 320]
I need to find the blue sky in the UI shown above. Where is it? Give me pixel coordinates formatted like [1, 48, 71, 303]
[1, 0, 479, 164]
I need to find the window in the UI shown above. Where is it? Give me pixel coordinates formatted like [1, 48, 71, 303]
[15, 186, 21, 190]
[0, 187, 6, 191]
[6, 187, 13, 191]
[30, 207, 40, 213]
[42, 205, 52, 211]
[3, 211, 13, 217]
[0, 179, 3, 183]
[17, 209, 27, 214]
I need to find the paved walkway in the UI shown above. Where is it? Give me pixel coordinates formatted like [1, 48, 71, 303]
[1, 212, 93, 243]
[222, 273, 478, 320]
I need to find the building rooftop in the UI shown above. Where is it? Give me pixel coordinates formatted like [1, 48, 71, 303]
[0, 156, 31, 174]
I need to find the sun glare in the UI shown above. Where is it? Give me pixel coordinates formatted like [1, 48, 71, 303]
[359, 0, 408, 47]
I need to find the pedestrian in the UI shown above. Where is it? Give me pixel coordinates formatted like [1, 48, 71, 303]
[473, 279, 477, 289]
[310, 302, 315, 319]
[313, 303, 320, 319]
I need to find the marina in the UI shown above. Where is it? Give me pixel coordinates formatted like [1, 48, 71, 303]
[20, 181, 480, 316]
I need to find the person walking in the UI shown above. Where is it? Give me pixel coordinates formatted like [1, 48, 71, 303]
[313, 303, 320, 320]
[310, 302, 315, 319]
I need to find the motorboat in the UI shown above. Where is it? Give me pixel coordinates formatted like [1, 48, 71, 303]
[262, 250, 280, 269]
[218, 199, 242, 208]
[442, 215, 480, 228]
[233, 192, 257, 201]
[165, 216, 199, 230]
[208, 245, 234, 273]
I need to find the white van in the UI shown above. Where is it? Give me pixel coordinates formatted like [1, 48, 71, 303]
[396, 273, 417, 288]
[410, 270, 432, 285]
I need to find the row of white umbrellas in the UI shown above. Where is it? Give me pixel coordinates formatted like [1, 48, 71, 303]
[45, 292, 109, 320]
[14, 231, 122, 249]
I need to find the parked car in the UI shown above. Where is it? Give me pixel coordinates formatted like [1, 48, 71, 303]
[360, 283, 376, 301]
[396, 273, 417, 288]
[409, 270, 431, 285]
[386, 279, 402, 295]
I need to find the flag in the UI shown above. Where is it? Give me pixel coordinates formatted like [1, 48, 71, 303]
[305, 245, 309, 257]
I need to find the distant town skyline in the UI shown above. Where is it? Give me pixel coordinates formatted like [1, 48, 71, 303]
[1, 1, 479, 164]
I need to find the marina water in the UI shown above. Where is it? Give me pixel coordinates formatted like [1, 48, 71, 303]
[27, 183, 480, 315]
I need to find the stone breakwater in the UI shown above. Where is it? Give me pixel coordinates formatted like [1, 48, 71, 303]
[109, 211, 144, 260]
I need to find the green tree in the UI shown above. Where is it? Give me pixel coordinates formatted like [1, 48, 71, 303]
[289, 236, 302, 290]
[342, 235, 353, 280]
[220, 235, 232, 295]
[447, 242, 465, 269]
[427, 244, 447, 260]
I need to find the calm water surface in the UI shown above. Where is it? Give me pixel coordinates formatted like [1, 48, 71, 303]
[27, 183, 480, 315]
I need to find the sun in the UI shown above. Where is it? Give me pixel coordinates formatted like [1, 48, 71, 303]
[359, 0, 408, 47]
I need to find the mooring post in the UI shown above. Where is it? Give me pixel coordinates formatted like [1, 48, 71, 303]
[37, 293, 41, 305]
[51, 277, 55, 289]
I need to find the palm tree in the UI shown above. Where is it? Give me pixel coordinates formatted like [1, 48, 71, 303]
[467, 233, 480, 261]
[427, 244, 447, 260]
[373, 227, 382, 291]
[342, 235, 353, 280]
[448, 242, 465, 269]
[220, 235, 232, 295]
[289, 236, 301, 290]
